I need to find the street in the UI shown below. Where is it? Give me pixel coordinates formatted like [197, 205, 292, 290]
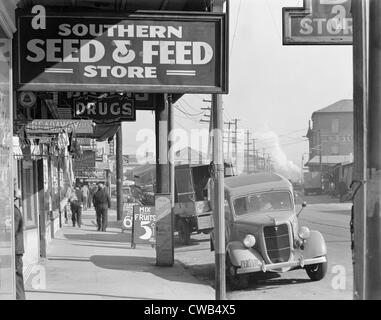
[175, 194, 353, 300]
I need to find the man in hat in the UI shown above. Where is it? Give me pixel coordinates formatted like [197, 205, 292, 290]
[92, 182, 111, 232]
[69, 186, 83, 227]
[14, 188, 25, 300]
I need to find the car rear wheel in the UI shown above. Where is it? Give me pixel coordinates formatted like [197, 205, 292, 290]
[305, 256, 328, 281]
[226, 255, 249, 290]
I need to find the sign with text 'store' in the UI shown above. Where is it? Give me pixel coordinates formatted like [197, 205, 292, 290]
[15, 10, 227, 93]
[282, 0, 353, 45]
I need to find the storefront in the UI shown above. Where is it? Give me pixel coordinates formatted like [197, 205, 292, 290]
[0, 0, 17, 300]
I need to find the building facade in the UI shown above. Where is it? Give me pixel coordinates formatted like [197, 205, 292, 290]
[306, 99, 353, 161]
[0, 0, 17, 300]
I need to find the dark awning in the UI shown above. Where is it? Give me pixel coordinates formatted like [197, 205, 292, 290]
[17, 0, 211, 12]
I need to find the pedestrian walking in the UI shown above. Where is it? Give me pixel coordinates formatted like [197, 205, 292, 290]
[14, 188, 25, 300]
[93, 182, 111, 232]
[81, 184, 89, 211]
[88, 183, 96, 209]
[69, 186, 83, 227]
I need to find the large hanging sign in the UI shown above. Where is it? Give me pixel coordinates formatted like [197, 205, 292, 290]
[64, 92, 158, 110]
[73, 94, 135, 124]
[73, 150, 96, 169]
[15, 10, 228, 93]
[282, 0, 352, 45]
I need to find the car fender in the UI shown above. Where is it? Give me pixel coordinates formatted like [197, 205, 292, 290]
[302, 230, 327, 259]
[226, 241, 262, 267]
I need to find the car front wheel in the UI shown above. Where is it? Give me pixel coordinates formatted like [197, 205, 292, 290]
[305, 256, 328, 281]
[226, 255, 249, 290]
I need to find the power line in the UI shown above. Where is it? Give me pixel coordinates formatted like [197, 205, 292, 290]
[264, 0, 282, 42]
[180, 97, 204, 113]
[174, 103, 204, 117]
[230, 0, 243, 58]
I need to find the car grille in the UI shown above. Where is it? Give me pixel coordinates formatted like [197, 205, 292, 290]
[263, 224, 291, 264]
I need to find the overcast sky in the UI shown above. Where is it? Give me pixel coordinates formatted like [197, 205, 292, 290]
[122, 0, 353, 179]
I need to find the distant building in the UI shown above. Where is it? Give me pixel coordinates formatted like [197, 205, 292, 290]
[175, 147, 206, 165]
[306, 99, 353, 166]
[305, 100, 353, 189]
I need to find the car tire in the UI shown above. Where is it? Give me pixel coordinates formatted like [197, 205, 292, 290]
[226, 255, 249, 290]
[305, 256, 328, 281]
[177, 219, 191, 245]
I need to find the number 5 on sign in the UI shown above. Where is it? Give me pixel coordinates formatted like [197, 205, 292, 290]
[140, 221, 152, 240]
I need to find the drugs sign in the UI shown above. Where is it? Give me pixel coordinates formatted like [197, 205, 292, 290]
[74, 95, 135, 124]
[283, 0, 352, 45]
[15, 10, 228, 93]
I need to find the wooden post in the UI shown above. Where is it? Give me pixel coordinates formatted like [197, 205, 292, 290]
[352, 0, 369, 300]
[116, 124, 123, 221]
[365, 0, 381, 300]
[212, 93, 226, 300]
[155, 94, 174, 266]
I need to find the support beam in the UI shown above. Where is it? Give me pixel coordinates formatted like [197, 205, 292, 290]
[366, 0, 381, 300]
[212, 0, 227, 301]
[155, 94, 174, 267]
[212, 93, 226, 300]
[352, 0, 369, 300]
[116, 125, 123, 221]
[155, 95, 169, 195]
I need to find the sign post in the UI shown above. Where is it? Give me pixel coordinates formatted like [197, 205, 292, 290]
[155, 194, 173, 266]
[132, 205, 156, 247]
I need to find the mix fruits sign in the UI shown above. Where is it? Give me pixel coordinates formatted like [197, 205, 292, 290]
[283, 0, 352, 45]
[132, 206, 156, 245]
[16, 10, 227, 93]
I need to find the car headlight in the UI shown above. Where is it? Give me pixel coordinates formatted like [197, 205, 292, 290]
[243, 234, 256, 248]
[298, 226, 311, 240]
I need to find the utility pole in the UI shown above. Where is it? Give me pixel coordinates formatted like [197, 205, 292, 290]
[116, 124, 123, 221]
[231, 118, 240, 171]
[319, 130, 323, 185]
[366, 0, 381, 300]
[251, 139, 256, 173]
[352, 0, 369, 299]
[200, 104, 212, 160]
[244, 130, 251, 174]
[211, 0, 226, 300]
[224, 121, 233, 160]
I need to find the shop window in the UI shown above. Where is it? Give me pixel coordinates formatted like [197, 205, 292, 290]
[22, 161, 38, 227]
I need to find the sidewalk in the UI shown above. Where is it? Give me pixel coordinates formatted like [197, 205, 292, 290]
[25, 208, 214, 300]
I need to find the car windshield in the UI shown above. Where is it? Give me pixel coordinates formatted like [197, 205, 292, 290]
[233, 191, 293, 216]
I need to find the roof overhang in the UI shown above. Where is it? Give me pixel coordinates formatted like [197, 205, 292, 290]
[305, 155, 353, 167]
[17, 0, 211, 12]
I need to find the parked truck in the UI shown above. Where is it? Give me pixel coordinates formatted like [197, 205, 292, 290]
[174, 164, 213, 245]
[174, 162, 236, 245]
[303, 171, 322, 196]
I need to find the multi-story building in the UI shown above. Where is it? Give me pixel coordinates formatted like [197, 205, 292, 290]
[305, 99, 353, 177]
